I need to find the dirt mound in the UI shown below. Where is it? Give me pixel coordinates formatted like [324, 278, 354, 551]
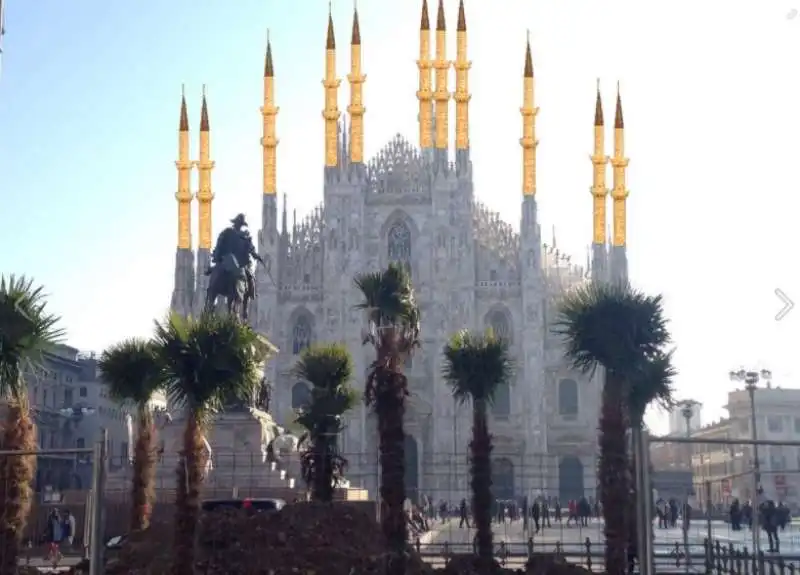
[105, 519, 174, 575]
[197, 501, 435, 575]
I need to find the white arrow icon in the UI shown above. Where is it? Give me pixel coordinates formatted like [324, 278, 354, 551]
[775, 289, 794, 321]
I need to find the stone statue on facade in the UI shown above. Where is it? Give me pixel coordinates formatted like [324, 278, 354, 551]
[205, 213, 264, 321]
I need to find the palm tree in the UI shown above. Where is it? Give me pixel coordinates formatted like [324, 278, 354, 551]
[354, 262, 420, 572]
[98, 338, 164, 531]
[554, 282, 671, 575]
[292, 343, 358, 502]
[442, 329, 513, 567]
[0, 275, 63, 574]
[153, 312, 265, 575]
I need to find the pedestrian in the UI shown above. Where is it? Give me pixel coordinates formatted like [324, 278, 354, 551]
[44, 509, 62, 563]
[61, 509, 76, 550]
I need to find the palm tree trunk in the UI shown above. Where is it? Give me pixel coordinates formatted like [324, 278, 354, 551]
[599, 371, 629, 575]
[470, 399, 494, 565]
[0, 401, 36, 575]
[313, 433, 334, 503]
[131, 407, 157, 531]
[376, 366, 408, 575]
[171, 414, 206, 575]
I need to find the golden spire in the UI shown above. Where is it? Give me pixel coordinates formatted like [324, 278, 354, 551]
[261, 32, 279, 195]
[520, 31, 538, 196]
[347, 4, 366, 164]
[175, 87, 192, 250]
[453, 0, 470, 150]
[610, 83, 629, 247]
[433, 0, 449, 150]
[590, 80, 608, 245]
[416, 0, 433, 150]
[197, 86, 215, 249]
[323, 5, 341, 167]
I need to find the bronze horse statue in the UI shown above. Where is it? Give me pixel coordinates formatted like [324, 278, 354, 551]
[204, 253, 249, 321]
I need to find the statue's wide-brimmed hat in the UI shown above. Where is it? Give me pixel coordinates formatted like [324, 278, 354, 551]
[231, 213, 248, 227]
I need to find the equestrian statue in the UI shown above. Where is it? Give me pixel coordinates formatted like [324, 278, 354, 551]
[205, 213, 268, 322]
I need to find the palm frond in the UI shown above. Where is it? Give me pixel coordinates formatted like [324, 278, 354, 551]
[627, 349, 678, 422]
[442, 329, 514, 404]
[552, 282, 670, 375]
[293, 343, 358, 435]
[154, 312, 265, 423]
[98, 338, 164, 407]
[0, 275, 64, 401]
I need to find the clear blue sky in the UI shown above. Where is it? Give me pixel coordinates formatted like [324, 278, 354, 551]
[1, 0, 798, 428]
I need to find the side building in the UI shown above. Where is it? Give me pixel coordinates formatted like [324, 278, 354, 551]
[23, 345, 132, 491]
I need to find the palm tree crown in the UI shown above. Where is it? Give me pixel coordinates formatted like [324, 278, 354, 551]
[99, 338, 163, 407]
[153, 312, 265, 423]
[0, 275, 64, 399]
[292, 343, 358, 433]
[442, 329, 514, 403]
[553, 281, 670, 376]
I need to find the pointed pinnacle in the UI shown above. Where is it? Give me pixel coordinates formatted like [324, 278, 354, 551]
[351, 4, 361, 45]
[615, 84, 624, 129]
[265, 35, 274, 77]
[327, 8, 336, 50]
[436, 0, 446, 31]
[594, 80, 604, 127]
[420, 0, 430, 30]
[179, 87, 189, 132]
[200, 89, 209, 132]
[524, 32, 533, 78]
[457, 0, 466, 31]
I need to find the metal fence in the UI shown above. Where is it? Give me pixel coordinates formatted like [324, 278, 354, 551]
[0, 445, 102, 572]
[645, 434, 800, 574]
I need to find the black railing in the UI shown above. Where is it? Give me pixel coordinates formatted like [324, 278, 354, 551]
[411, 537, 800, 574]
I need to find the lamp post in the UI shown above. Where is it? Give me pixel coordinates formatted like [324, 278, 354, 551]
[729, 368, 771, 556]
[679, 401, 695, 572]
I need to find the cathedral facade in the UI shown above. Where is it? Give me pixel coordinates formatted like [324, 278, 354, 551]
[169, 0, 631, 503]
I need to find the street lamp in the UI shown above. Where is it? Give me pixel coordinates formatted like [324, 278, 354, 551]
[679, 401, 695, 572]
[729, 368, 771, 555]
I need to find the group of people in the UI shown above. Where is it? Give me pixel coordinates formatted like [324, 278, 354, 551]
[728, 498, 793, 553]
[417, 495, 601, 534]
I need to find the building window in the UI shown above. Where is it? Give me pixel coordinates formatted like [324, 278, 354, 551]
[486, 310, 512, 418]
[121, 441, 129, 464]
[76, 438, 85, 449]
[79, 386, 87, 398]
[64, 389, 73, 407]
[492, 383, 511, 419]
[43, 389, 48, 407]
[291, 382, 311, 410]
[794, 418, 800, 434]
[487, 310, 512, 343]
[768, 417, 783, 433]
[558, 378, 579, 418]
[387, 220, 412, 272]
[292, 316, 312, 355]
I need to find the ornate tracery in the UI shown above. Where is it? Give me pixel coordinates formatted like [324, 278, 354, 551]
[387, 221, 412, 268]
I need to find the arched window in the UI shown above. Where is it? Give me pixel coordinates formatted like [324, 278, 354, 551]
[292, 315, 312, 355]
[487, 310, 512, 343]
[387, 221, 412, 267]
[291, 382, 311, 410]
[558, 378, 579, 418]
[492, 382, 511, 418]
[486, 309, 512, 418]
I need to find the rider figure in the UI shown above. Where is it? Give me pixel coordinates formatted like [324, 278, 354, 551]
[209, 213, 263, 302]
